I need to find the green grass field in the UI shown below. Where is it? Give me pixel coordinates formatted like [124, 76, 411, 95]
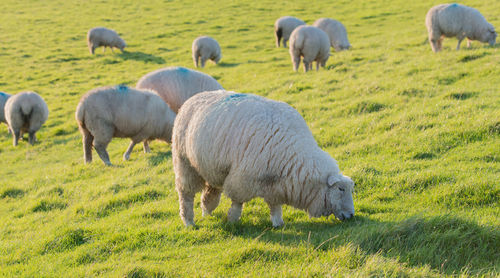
[0, 0, 499, 276]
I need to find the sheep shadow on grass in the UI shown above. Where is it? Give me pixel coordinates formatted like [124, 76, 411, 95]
[217, 62, 240, 68]
[216, 213, 498, 275]
[118, 51, 165, 64]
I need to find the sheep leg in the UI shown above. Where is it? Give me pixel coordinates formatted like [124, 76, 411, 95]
[178, 191, 196, 227]
[193, 53, 199, 68]
[12, 129, 20, 147]
[303, 61, 311, 73]
[291, 54, 300, 72]
[227, 201, 243, 222]
[201, 185, 221, 216]
[111, 47, 115, 53]
[81, 128, 94, 164]
[143, 141, 150, 153]
[466, 39, 472, 48]
[93, 140, 111, 166]
[28, 131, 36, 145]
[316, 61, 320, 71]
[200, 57, 207, 68]
[103, 46, 106, 53]
[268, 203, 284, 228]
[437, 38, 443, 51]
[175, 157, 206, 226]
[456, 38, 463, 50]
[283, 39, 288, 48]
[123, 141, 137, 161]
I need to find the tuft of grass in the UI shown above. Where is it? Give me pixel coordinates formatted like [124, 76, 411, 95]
[0, 188, 24, 199]
[42, 228, 93, 254]
[31, 200, 67, 212]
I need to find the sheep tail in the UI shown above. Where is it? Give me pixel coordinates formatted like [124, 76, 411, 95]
[276, 28, 283, 46]
[75, 103, 86, 128]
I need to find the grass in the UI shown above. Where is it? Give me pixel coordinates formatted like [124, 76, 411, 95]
[0, 0, 499, 277]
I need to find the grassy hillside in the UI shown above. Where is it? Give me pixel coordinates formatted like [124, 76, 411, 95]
[0, 0, 498, 276]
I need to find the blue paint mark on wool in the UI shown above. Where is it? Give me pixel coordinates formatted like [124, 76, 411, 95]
[116, 84, 128, 92]
[224, 93, 247, 101]
[0, 92, 5, 96]
[450, 3, 458, 7]
[175, 67, 190, 75]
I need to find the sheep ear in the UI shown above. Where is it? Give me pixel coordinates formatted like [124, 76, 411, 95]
[327, 175, 341, 187]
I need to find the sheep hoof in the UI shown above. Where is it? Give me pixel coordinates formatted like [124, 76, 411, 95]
[184, 220, 196, 228]
[271, 217, 284, 228]
[272, 221, 284, 228]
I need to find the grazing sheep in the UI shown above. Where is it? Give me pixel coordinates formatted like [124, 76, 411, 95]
[87, 27, 126, 55]
[425, 3, 497, 52]
[75, 85, 176, 165]
[289, 25, 330, 72]
[4, 91, 48, 146]
[313, 18, 351, 51]
[192, 36, 221, 68]
[136, 66, 223, 113]
[173, 90, 355, 227]
[275, 16, 306, 48]
[0, 92, 12, 125]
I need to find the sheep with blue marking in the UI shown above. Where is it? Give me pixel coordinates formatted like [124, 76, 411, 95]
[275, 16, 306, 47]
[136, 66, 223, 114]
[75, 85, 176, 165]
[192, 36, 221, 68]
[0, 92, 12, 126]
[87, 27, 126, 54]
[4, 91, 48, 146]
[426, 3, 496, 52]
[173, 90, 355, 227]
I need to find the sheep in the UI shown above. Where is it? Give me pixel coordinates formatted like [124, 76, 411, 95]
[87, 27, 126, 55]
[425, 3, 497, 52]
[274, 16, 306, 48]
[0, 92, 12, 125]
[4, 91, 48, 146]
[313, 18, 351, 51]
[289, 25, 331, 72]
[136, 66, 223, 114]
[75, 85, 176, 165]
[192, 36, 221, 68]
[172, 90, 355, 227]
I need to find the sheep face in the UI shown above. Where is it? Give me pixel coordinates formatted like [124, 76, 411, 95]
[117, 39, 126, 51]
[486, 28, 497, 46]
[324, 175, 355, 221]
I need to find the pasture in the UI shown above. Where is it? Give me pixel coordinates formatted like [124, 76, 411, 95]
[0, 0, 498, 276]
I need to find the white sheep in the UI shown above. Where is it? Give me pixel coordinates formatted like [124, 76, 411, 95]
[75, 85, 176, 165]
[87, 27, 126, 55]
[425, 3, 497, 52]
[192, 36, 221, 68]
[289, 25, 331, 72]
[136, 66, 223, 114]
[274, 16, 306, 48]
[172, 90, 355, 227]
[0, 92, 12, 125]
[4, 91, 48, 146]
[313, 18, 351, 51]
